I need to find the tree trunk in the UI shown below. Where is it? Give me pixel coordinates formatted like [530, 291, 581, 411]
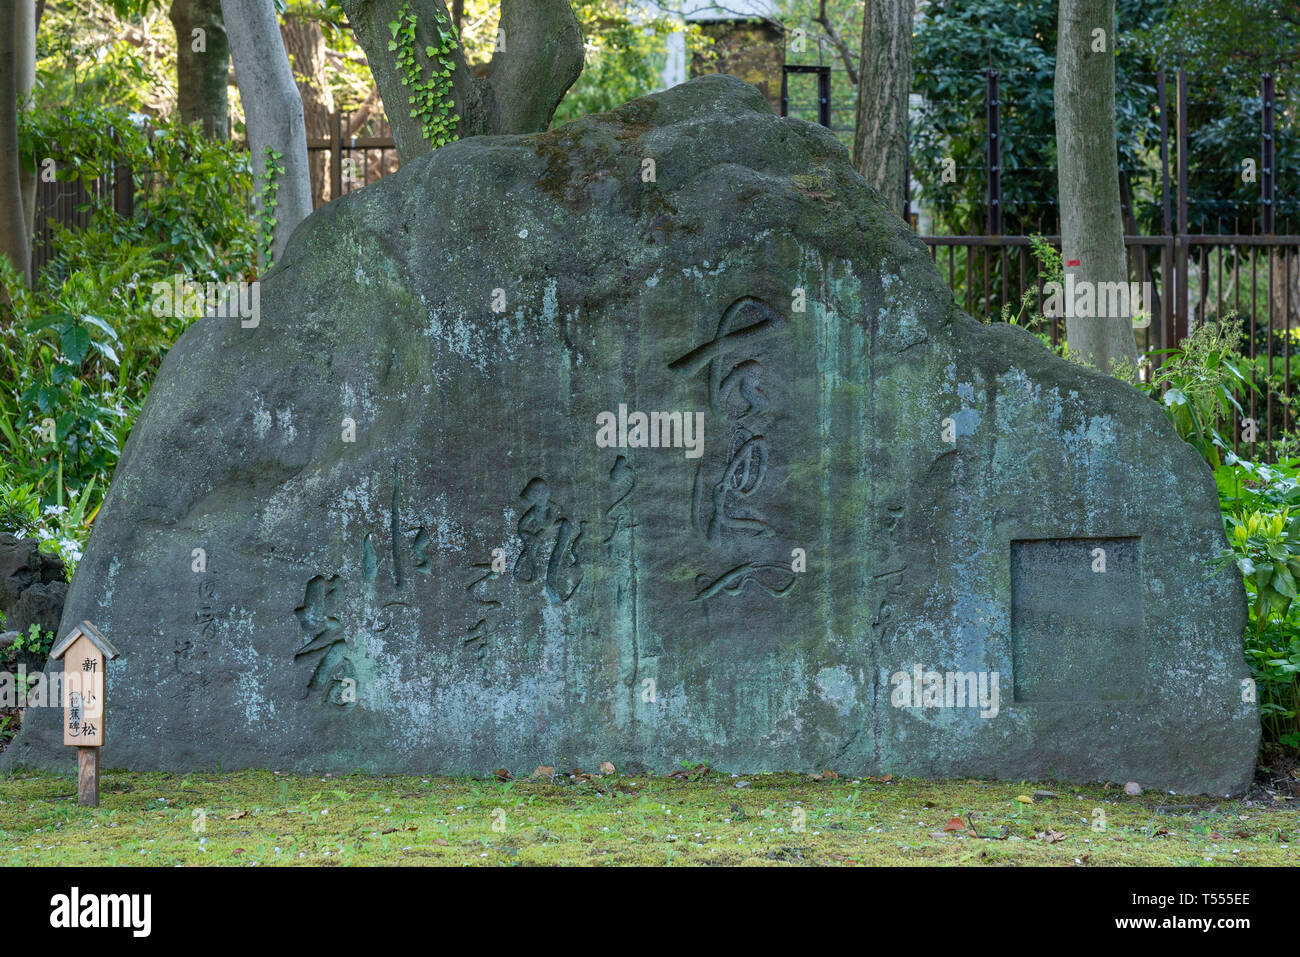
[221, 0, 312, 267]
[1, 0, 32, 288]
[851, 0, 912, 217]
[14, 0, 35, 243]
[338, 0, 583, 163]
[1055, 0, 1137, 373]
[170, 0, 230, 138]
[281, 13, 335, 205]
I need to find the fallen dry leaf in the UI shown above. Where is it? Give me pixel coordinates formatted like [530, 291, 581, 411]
[943, 816, 966, 832]
[492, 768, 512, 781]
[1038, 828, 1066, 844]
[531, 765, 555, 780]
[1015, 794, 1033, 804]
[225, 810, 248, 820]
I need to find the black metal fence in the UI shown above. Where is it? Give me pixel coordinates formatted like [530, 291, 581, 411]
[781, 62, 1300, 453]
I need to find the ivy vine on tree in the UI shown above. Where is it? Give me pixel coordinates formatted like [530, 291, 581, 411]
[259, 146, 284, 268]
[388, 2, 460, 147]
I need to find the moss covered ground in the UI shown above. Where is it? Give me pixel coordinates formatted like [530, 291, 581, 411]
[1, 766, 1296, 866]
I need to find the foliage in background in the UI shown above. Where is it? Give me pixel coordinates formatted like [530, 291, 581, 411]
[1139, 319, 1250, 468]
[911, 0, 1172, 237]
[779, 0, 860, 151]
[981, 234, 1069, 358]
[1124, 316, 1300, 752]
[8, 622, 57, 659]
[33, 1, 175, 116]
[551, 1, 713, 124]
[1134, 0, 1299, 78]
[1214, 457, 1300, 749]
[2, 106, 255, 575]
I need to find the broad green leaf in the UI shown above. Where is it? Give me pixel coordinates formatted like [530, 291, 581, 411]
[60, 325, 91, 365]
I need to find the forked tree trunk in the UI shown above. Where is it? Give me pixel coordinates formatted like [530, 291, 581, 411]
[220, 0, 312, 267]
[1055, 0, 1137, 373]
[852, 0, 912, 217]
[338, 0, 583, 162]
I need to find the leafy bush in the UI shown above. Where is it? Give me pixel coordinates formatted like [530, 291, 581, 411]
[1137, 319, 1252, 468]
[1134, 321, 1298, 752]
[9, 623, 56, 659]
[1, 106, 256, 573]
[1215, 457, 1300, 750]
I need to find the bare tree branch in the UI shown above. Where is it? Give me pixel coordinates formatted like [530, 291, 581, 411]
[814, 0, 858, 85]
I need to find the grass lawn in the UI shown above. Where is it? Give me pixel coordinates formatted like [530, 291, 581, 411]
[0, 766, 1296, 866]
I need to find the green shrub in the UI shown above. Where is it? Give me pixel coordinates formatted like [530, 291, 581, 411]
[1214, 463, 1300, 750]
[9, 622, 56, 659]
[1, 106, 256, 573]
[1139, 319, 1252, 468]
[1141, 321, 1299, 752]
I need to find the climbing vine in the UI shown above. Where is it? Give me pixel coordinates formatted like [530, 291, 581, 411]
[258, 145, 284, 268]
[388, 1, 460, 147]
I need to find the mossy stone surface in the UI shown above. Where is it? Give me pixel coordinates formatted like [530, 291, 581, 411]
[5, 76, 1257, 794]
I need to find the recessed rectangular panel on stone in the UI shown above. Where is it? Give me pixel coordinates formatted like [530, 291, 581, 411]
[1011, 537, 1143, 703]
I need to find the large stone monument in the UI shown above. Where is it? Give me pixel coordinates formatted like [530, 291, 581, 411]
[5, 76, 1258, 794]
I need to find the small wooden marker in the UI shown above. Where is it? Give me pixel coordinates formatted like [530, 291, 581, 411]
[49, 621, 119, 807]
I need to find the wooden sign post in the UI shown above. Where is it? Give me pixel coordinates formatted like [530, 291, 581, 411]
[50, 622, 119, 807]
